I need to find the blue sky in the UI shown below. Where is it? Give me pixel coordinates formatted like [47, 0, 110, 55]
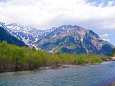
[87, 0, 115, 45]
[0, 0, 115, 45]
[87, 0, 115, 6]
[0, 0, 6, 2]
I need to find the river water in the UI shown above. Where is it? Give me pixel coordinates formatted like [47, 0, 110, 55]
[0, 61, 115, 86]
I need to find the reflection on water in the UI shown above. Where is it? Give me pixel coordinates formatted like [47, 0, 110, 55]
[0, 61, 115, 86]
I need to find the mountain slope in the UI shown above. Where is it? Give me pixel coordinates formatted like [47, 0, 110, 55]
[6, 23, 56, 45]
[36, 25, 114, 55]
[0, 25, 27, 47]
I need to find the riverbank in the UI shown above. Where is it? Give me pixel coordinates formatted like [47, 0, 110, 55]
[0, 63, 98, 73]
[39, 61, 112, 69]
[0, 61, 115, 86]
[0, 61, 111, 73]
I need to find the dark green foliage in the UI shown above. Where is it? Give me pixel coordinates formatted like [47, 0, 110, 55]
[0, 41, 107, 72]
[109, 48, 115, 56]
[100, 44, 113, 56]
[0, 27, 27, 47]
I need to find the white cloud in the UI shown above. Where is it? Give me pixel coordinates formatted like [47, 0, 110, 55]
[103, 38, 110, 42]
[0, 0, 115, 29]
[101, 33, 110, 42]
[101, 33, 109, 37]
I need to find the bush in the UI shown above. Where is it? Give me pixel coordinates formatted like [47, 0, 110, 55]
[0, 41, 105, 72]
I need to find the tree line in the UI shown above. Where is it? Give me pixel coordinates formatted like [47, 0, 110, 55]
[0, 41, 108, 72]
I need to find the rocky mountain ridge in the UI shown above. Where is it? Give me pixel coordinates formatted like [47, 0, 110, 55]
[0, 22, 114, 55]
[36, 25, 114, 55]
[4, 23, 56, 47]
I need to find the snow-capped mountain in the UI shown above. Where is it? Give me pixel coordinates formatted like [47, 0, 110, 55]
[0, 22, 11, 33]
[0, 22, 114, 55]
[6, 23, 56, 47]
[36, 25, 114, 55]
[0, 22, 27, 47]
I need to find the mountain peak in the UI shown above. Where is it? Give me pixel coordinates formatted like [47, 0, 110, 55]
[1, 22, 114, 55]
[7, 23, 21, 27]
[36, 25, 114, 55]
[57, 25, 85, 31]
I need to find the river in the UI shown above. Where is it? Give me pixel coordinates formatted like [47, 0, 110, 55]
[0, 61, 115, 86]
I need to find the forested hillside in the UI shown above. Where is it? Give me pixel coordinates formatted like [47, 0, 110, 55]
[0, 41, 108, 72]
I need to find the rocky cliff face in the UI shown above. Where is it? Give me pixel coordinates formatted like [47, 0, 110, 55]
[36, 25, 114, 55]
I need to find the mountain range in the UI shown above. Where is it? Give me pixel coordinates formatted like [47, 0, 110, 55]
[6, 23, 55, 46]
[0, 22, 27, 47]
[0, 22, 114, 55]
[36, 25, 114, 55]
